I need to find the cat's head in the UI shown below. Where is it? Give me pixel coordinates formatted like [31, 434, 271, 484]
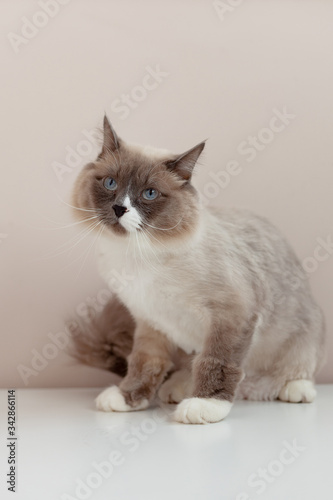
[72, 115, 205, 246]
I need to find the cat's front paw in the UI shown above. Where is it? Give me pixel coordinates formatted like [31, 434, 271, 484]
[173, 397, 233, 424]
[158, 369, 192, 404]
[96, 386, 149, 412]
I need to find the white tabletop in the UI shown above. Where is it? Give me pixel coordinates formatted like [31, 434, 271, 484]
[1, 385, 332, 500]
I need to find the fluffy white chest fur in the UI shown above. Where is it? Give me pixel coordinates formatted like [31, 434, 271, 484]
[97, 233, 208, 354]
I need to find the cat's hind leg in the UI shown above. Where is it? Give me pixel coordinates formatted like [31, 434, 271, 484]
[236, 375, 316, 403]
[158, 349, 194, 404]
[240, 304, 325, 403]
[158, 368, 193, 404]
[278, 379, 316, 403]
[276, 308, 324, 403]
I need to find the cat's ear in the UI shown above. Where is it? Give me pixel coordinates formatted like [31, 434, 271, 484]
[100, 115, 120, 157]
[166, 141, 205, 181]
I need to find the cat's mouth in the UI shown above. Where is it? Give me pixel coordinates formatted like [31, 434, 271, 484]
[101, 216, 142, 236]
[108, 219, 128, 235]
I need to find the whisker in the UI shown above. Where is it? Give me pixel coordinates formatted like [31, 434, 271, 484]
[39, 220, 102, 260]
[75, 222, 104, 281]
[58, 220, 103, 272]
[53, 190, 101, 214]
[140, 217, 183, 232]
[137, 230, 172, 281]
[28, 215, 100, 232]
[142, 227, 169, 251]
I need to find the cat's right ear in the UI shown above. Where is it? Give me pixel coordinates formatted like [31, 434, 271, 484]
[99, 115, 120, 158]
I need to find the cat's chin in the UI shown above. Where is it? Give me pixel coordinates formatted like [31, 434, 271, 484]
[103, 220, 130, 237]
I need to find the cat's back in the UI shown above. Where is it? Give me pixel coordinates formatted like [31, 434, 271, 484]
[202, 205, 311, 310]
[207, 206, 284, 242]
[206, 205, 300, 268]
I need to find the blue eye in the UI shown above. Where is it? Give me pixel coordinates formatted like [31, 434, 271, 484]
[103, 177, 117, 191]
[143, 188, 158, 200]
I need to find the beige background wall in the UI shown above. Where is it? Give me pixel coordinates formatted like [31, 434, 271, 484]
[1, 0, 332, 388]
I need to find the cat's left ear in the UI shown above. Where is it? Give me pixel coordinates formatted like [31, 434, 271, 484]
[166, 141, 205, 181]
[99, 114, 120, 157]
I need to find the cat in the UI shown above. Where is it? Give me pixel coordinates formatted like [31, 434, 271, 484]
[71, 115, 326, 424]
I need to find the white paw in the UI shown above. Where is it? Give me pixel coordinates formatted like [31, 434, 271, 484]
[158, 370, 192, 404]
[278, 380, 316, 403]
[96, 386, 149, 412]
[173, 397, 233, 424]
